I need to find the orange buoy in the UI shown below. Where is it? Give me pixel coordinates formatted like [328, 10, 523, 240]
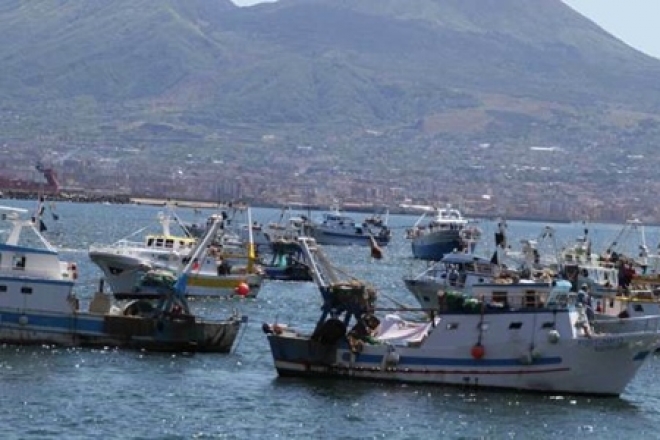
[235, 282, 250, 297]
[471, 344, 485, 360]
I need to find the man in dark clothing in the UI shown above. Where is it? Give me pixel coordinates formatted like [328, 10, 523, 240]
[577, 283, 595, 321]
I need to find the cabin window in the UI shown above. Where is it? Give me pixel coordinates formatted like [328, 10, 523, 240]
[147, 238, 154, 246]
[155, 238, 164, 248]
[492, 291, 508, 307]
[21, 286, 32, 295]
[541, 322, 555, 329]
[12, 255, 26, 270]
[508, 322, 523, 330]
[165, 239, 174, 248]
[446, 322, 459, 330]
[524, 290, 537, 308]
[634, 304, 644, 312]
[0, 285, 7, 293]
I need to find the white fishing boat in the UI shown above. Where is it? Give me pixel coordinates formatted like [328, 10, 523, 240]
[403, 220, 560, 310]
[89, 208, 263, 299]
[403, 250, 557, 310]
[264, 206, 307, 243]
[186, 207, 272, 252]
[302, 205, 391, 247]
[263, 237, 660, 396]
[0, 205, 245, 352]
[403, 204, 480, 261]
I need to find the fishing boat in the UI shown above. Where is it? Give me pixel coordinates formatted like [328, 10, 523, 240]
[403, 204, 480, 261]
[263, 237, 660, 396]
[0, 205, 245, 352]
[264, 207, 306, 243]
[186, 207, 272, 253]
[401, 251, 551, 310]
[262, 239, 313, 282]
[89, 208, 263, 299]
[302, 205, 391, 247]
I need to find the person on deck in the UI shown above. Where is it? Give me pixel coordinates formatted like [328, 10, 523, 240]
[577, 283, 595, 321]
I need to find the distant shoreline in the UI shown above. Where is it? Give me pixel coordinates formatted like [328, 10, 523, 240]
[0, 191, 640, 226]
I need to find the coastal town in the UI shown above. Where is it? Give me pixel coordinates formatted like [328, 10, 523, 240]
[1, 138, 657, 224]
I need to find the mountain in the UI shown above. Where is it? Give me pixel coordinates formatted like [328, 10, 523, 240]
[2, 0, 660, 149]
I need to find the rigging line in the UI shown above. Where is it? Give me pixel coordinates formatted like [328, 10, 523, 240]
[324, 260, 362, 283]
[379, 291, 419, 312]
[111, 225, 150, 245]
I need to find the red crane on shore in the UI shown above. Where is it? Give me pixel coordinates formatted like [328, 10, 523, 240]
[0, 162, 61, 195]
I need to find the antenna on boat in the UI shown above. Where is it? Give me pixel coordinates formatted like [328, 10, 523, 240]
[0, 205, 56, 251]
[31, 195, 50, 232]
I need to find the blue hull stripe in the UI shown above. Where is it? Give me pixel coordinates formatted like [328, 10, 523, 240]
[0, 277, 74, 287]
[0, 310, 105, 334]
[0, 243, 58, 255]
[344, 353, 563, 367]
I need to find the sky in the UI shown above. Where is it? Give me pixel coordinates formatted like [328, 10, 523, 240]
[562, 0, 660, 59]
[231, 0, 660, 60]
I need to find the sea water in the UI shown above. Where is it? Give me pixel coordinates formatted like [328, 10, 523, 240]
[1, 200, 660, 439]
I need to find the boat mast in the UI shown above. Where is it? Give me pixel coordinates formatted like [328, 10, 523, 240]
[166, 215, 223, 314]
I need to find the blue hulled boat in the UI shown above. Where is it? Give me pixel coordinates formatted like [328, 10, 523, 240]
[404, 205, 480, 261]
[303, 206, 391, 247]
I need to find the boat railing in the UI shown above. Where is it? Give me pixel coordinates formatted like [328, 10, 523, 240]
[90, 239, 190, 253]
[89, 239, 143, 250]
[435, 287, 572, 313]
[591, 315, 660, 335]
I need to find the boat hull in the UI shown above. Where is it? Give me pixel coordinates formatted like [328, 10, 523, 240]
[0, 308, 242, 353]
[183, 273, 262, 298]
[309, 229, 391, 247]
[90, 250, 263, 299]
[263, 265, 313, 282]
[403, 279, 442, 308]
[267, 332, 659, 396]
[411, 230, 470, 261]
